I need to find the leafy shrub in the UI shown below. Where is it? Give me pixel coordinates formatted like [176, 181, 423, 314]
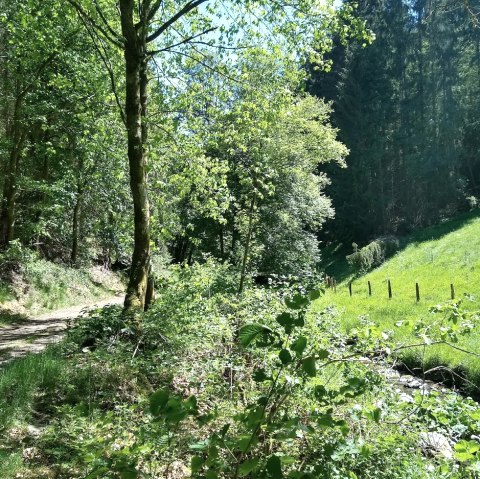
[346, 236, 399, 273]
[77, 286, 434, 479]
[66, 304, 131, 348]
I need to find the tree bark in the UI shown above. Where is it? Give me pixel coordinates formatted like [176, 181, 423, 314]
[238, 192, 256, 294]
[71, 185, 83, 265]
[120, 0, 151, 310]
[219, 224, 225, 261]
[0, 92, 26, 249]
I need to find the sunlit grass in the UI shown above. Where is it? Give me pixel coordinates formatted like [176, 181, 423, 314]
[0, 451, 23, 479]
[316, 211, 480, 392]
[0, 347, 66, 429]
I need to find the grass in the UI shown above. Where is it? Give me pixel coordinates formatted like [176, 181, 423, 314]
[0, 347, 67, 429]
[0, 258, 124, 326]
[0, 262, 474, 479]
[0, 452, 23, 479]
[315, 210, 480, 393]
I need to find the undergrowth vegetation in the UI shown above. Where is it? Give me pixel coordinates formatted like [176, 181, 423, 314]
[1, 260, 480, 478]
[0, 242, 123, 317]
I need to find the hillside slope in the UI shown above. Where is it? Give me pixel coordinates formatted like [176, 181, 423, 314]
[316, 211, 480, 393]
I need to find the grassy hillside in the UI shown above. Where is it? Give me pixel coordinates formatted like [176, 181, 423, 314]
[316, 210, 480, 393]
[0, 246, 124, 324]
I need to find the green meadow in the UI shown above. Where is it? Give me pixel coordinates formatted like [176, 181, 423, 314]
[316, 211, 480, 393]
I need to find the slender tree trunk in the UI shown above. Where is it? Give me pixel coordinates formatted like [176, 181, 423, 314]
[120, 0, 151, 310]
[219, 225, 225, 261]
[0, 93, 26, 249]
[35, 138, 50, 253]
[238, 192, 256, 294]
[144, 265, 155, 312]
[71, 185, 83, 265]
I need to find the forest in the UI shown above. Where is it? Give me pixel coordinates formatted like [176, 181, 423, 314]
[1, 0, 480, 478]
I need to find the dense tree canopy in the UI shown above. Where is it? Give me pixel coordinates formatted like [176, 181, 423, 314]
[0, 0, 368, 307]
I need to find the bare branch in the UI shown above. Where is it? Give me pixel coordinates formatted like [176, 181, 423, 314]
[81, 17, 127, 127]
[93, 0, 125, 43]
[146, 0, 163, 23]
[146, 27, 216, 55]
[66, 0, 125, 48]
[146, 0, 209, 43]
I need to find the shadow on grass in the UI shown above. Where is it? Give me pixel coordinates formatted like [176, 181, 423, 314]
[398, 348, 480, 400]
[320, 209, 480, 283]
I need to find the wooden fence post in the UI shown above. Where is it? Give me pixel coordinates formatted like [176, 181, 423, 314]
[368, 281, 372, 296]
[388, 279, 392, 299]
[416, 282, 420, 302]
[349, 281, 352, 297]
[333, 279, 337, 293]
[451, 283, 455, 300]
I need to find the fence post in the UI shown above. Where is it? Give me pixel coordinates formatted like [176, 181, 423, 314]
[333, 279, 337, 294]
[416, 282, 420, 302]
[451, 283, 455, 300]
[368, 280, 372, 296]
[388, 279, 392, 299]
[349, 281, 352, 297]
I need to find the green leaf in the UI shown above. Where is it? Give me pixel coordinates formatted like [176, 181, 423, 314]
[205, 470, 219, 479]
[120, 469, 138, 479]
[279, 348, 293, 364]
[239, 323, 272, 347]
[191, 456, 203, 473]
[276, 312, 295, 333]
[266, 455, 283, 478]
[236, 435, 258, 453]
[253, 368, 270, 382]
[149, 389, 169, 416]
[239, 458, 260, 476]
[184, 395, 198, 413]
[317, 349, 329, 360]
[302, 357, 316, 377]
[309, 289, 321, 301]
[285, 294, 309, 310]
[291, 336, 307, 357]
[454, 440, 480, 462]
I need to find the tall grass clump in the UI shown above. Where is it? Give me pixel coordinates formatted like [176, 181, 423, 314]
[0, 348, 67, 429]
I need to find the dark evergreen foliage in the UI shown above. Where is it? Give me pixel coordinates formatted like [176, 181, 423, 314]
[309, 0, 480, 245]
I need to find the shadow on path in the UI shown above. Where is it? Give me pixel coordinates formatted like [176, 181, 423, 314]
[0, 295, 124, 365]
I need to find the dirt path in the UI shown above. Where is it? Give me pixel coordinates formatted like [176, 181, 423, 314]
[0, 295, 124, 365]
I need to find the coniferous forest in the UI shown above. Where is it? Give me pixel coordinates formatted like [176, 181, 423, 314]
[1, 1, 480, 478]
[310, 0, 480, 245]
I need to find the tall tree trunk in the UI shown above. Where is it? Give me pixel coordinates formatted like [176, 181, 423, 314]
[219, 225, 225, 261]
[0, 93, 25, 249]
[71, 184, 83, 265]
[238, 192, 256, 294]
[120, 0, 151, 310]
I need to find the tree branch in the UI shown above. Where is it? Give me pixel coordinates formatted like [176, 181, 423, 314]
[66, 0, 125, 48]
[81, 18, 127, 127]
[146, 27, 216, 55]
[93, 0, 125, 43]
[146, 0, 209, 43]
[147, 0, 163, 23]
